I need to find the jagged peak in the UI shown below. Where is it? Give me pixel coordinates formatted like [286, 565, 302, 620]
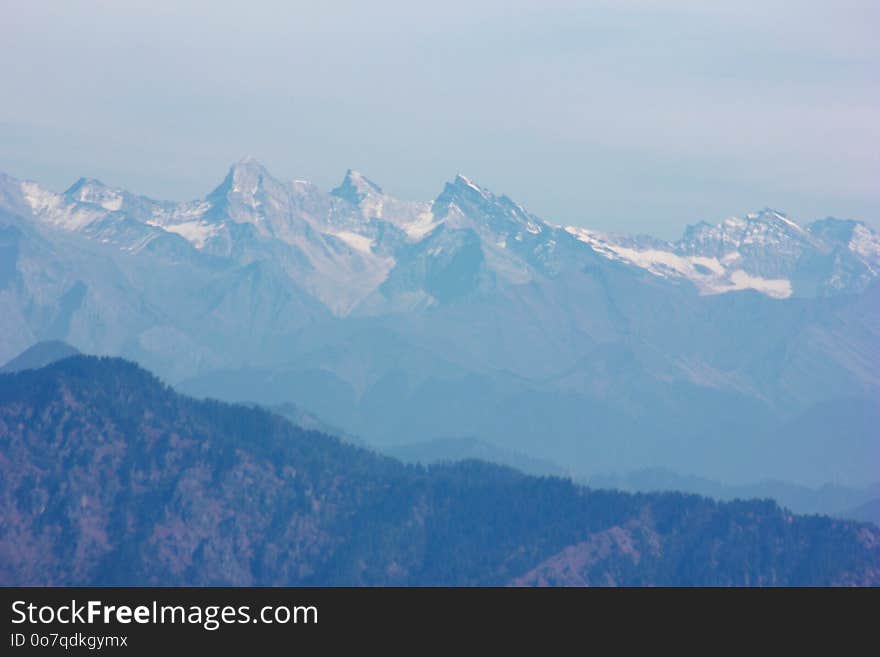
[61, 177, 127, 211]
[346, 169, 383, 193]
[432, 174, 491, 210]
[743, 207, 803, 231]
[682, 208, 804, 239]
[330, 169, 383, 205]
[208, 157, 278, 202]
[445, 176, 538, 221]
[453, 173, 487, 196]
[428, 174, 548, 237]
[807, 216, 875, 248]
[64, 177, 110, 196]
[228, 156, 272, 178]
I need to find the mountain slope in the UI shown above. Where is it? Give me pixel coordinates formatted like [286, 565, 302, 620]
[0, 356, 878, 586]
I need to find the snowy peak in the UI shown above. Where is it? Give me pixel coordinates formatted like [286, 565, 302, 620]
[15, 177, 115, 232]
[206, 157, 303, 216]
[327, 168, 435, 239]
[432, 174, 544, 240]
[680, 208, 809, 254]
[208, 157, 277, 201]
[63, 177, 100, 194]
[330, 169, 383, 206]
[452, 173, 487, 198]
[2, 162, 878, 304]
[848, 223, 880, 263]
[567, 225, 794, 298]
[432, 174, 503, 215]
[201, 158, 298, 239]
[745, 208, 803, 231]
[807, 218, 880, 270]
[437, 175, 503, 213]
[568, 208, 880, 298]
[434, 174, 483, 209]
[62, 178, 125, 211]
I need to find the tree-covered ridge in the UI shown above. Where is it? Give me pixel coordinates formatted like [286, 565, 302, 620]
[1, 356, 877, 586]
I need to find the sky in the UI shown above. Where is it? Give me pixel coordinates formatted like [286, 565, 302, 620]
[1, 0, 877, 238]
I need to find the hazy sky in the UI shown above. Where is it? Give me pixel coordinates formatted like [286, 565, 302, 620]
[2, 0, 877, 237]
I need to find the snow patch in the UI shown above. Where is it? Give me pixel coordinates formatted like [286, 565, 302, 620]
[151, 220, 220, 249]
[455, 174, 487, 198]
[403, 210, 440, 240]
[100, 196, 123, 211]
[849, 224, 880, 261]
[332, 231, 374, 254]
[566, 226, 792, 299]
[21, 181, 105, 230]
[770, 211, 804, 233]
[714, 271, 792, 299]
[21, 182, 61, 214]
[72, 184, 124, 211]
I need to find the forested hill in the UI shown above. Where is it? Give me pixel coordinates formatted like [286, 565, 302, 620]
[1, 356, 877, 586]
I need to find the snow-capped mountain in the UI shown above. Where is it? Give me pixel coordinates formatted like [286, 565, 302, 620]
[1, 161, 877, 486]
[6, 160, 877, 314]
[331, 168, 436, 237]
[567, 208, 879, 299]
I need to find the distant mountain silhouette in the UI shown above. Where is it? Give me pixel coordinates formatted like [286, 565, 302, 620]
[268, 401, 362, 445]
[385, 437, 567, 478]
[1, 355, 878, 586]
[844, 499, 880, 527]
[0, 340, 80, 373]
[590, 468, 880, 519]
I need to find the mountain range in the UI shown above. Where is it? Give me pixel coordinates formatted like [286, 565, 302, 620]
[1, 355, 877, 586]
[0, 160, 877, 486]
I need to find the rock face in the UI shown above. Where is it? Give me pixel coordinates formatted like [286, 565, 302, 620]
[0, 163, 878, 486]
[0, 356, 878, 586]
